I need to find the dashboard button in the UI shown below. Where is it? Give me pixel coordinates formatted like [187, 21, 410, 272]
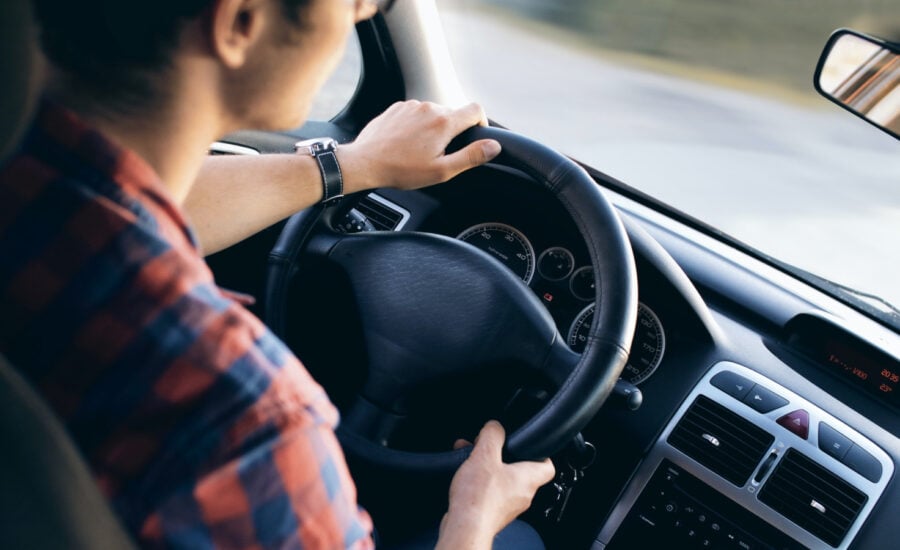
[710, 371, 753, 400]
[742, 385, 789, 413]
[843, 445, 883, 483]
[819, 423, 852, 460]
[776, 409, 809, 439]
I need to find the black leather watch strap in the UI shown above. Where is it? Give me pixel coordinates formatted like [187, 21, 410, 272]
[316, 149, 343, 205]
[295, 138, 344, 206]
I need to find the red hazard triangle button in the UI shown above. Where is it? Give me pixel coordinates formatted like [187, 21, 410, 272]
[776, 409, 809, 439]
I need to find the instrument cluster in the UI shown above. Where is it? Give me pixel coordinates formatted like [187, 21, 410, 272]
[457, 221, 666, 385]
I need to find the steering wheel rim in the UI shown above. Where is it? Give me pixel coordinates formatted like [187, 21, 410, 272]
[265, 126, 637, 473]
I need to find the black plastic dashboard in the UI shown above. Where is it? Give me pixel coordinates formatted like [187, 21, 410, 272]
[206, 132, 900, 550]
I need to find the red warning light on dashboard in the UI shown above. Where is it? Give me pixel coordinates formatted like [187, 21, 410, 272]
[879, 384, 894, 393]
[543, 292, 554, 302]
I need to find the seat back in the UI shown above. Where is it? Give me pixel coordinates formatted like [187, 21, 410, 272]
[0, 355, 136, 549]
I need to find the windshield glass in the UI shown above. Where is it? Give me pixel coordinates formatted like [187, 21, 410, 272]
[437, 0, 900, 321]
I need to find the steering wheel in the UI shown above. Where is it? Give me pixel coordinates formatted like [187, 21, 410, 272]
[265, 126, 637, 473]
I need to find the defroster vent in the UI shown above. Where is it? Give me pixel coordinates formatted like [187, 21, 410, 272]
[356, 194, 406, 231]
[668, 395, 774, 486]
[759, 449, 867, 548]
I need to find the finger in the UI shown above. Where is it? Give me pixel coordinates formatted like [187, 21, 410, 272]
[472, 420, 506, 460]
[438, 139, 501, 180]
[453, 438, 472, 450]
[447, 102, 489, 135]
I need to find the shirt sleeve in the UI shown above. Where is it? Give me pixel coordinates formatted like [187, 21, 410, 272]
[135, 324, 375, 549]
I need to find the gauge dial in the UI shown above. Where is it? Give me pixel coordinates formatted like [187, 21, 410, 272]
[538, 247, 575, 281]
[457, 223, 535, 284]
[567, 302, 666, 385]
[569, 266, 597, 301]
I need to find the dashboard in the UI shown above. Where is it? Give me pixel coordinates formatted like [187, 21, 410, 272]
[207, 139, 900, 550]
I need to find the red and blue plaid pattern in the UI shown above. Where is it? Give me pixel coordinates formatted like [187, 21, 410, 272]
[0, 102, 373, 548]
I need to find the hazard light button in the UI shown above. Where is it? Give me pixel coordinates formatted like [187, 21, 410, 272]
[776, 409, 809, 439]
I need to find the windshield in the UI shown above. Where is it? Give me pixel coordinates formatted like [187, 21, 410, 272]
[437, 0, 900, 326]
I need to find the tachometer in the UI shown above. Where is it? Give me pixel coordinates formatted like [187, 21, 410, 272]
[567, 302, 666, 385]
[457, 223, 535, 284]
[537, 247, 575, 281]
[569, 266, 596, 301]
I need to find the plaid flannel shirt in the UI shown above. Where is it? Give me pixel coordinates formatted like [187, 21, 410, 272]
[0, 102, 374, 549]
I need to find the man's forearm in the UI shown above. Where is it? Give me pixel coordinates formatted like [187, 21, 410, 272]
[435, 510, 494, 550]
[185, 150, 374, 255]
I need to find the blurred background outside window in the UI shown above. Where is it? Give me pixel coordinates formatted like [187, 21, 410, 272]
[434, 0, 900, 310]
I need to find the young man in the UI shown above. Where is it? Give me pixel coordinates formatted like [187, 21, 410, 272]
[0, 0, 554, 548]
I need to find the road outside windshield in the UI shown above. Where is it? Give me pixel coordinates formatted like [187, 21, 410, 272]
[435, 0, 900, 314]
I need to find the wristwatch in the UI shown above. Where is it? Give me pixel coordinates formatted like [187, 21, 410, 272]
[295, 137, 344, 206]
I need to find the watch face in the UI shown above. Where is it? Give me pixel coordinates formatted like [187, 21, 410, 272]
[294, 137, 338, 155]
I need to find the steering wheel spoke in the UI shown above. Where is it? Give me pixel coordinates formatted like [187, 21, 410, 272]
[342, 395, 405, 447]
[303, 226, 343, 258]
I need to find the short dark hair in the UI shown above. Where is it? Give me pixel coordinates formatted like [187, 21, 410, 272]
[33, 0, 311, 107]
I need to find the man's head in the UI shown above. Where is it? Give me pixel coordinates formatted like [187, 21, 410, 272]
[33, 0, 378, 131]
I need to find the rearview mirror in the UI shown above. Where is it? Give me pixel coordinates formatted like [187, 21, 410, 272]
[815, 29, 900, 140]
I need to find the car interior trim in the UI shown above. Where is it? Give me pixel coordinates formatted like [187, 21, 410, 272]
[381, 0, 468, 106]
[208, 141, 260, 156]
[594, 361, 894, 550]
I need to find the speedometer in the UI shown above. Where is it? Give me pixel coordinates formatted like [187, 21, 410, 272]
[457, 223, 535, 284]
[567, 302, 666, 385]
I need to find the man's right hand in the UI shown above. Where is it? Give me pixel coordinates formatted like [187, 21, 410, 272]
[436, 421, 555, 549]
[339, 100, 501, 194]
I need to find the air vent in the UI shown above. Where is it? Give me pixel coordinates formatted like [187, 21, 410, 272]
[759, 449, 867, 548]
[668, 395, 774, 486]
[355, 193, 409, 231]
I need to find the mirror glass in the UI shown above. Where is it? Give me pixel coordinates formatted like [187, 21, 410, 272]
[816, 30, 900, 139]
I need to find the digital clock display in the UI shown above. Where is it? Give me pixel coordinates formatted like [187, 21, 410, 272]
[785, 315, 900, 409]
[822, 339, 900, 406]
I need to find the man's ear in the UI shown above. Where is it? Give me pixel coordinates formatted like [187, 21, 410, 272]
[209, 0, 267, 68]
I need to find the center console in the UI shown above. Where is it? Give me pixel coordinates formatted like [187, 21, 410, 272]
[594, 362, 893, 549]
